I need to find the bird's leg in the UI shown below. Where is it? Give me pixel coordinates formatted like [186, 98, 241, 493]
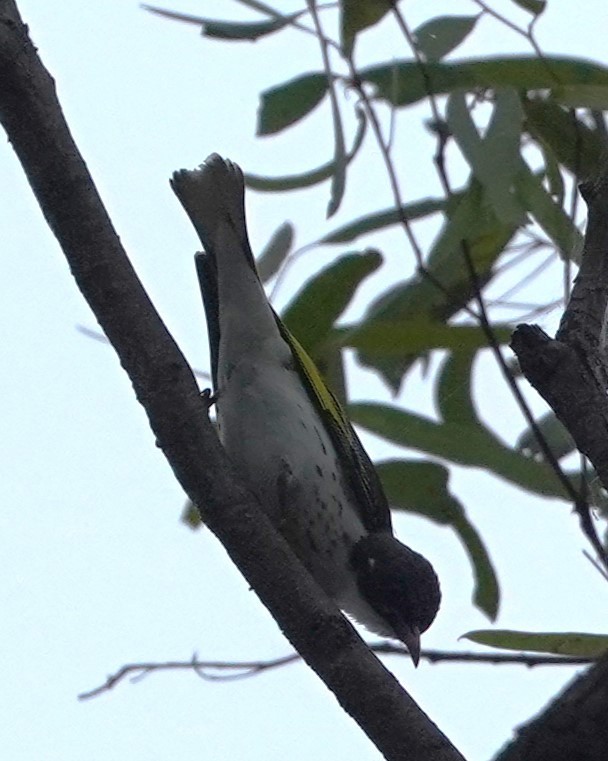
[200, 387, 219, 411]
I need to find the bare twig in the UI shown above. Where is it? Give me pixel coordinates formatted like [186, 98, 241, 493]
[79, 646, 594, 700]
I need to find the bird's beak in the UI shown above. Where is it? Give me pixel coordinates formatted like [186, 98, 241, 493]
[395, 624, 421, 667]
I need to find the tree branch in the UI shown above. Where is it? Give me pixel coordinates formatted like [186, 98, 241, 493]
[0, 2, 463, 759]
[494, 651, 608, 761]
[78, 648, 596, 701]
[511, 163, 608, 568]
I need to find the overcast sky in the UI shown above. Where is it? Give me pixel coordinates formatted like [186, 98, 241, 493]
[1, 2, 607, 760]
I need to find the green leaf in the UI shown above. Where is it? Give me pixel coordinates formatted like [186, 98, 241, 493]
[181, 500, 203, 529]
[540, 142, 565, 206]
[377, 459, 499, 619]
[516, 411, 576, 460]
[281, 250, 382, 357]
[414, 15, 479, 61]
[246, 162, 338, 192]
[246, 105, 366, 192]
[349, 402, 573, 499]
[143, 5, 302, 40]
[258, 73, 328, 135]
[514, 161, 583, 260]
[361, 56, 608, 108]
[523, 96, 605, 180]
[338, 321, 512, 355]
[256, 222, 294, 283]
[555, 86, 608, 109]
[356, 179, 518, 390]
[340, 0, 393, 56]
[447, 88, 525, 225]
[509, 0, 546, 15]
[319, 197, 449, 244]
[462, 630, 608, 657]
[436, 349, 480, 427]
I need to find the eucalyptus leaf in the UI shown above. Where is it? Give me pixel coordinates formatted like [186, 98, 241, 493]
[349, 402, 574, 499]
[462, 629, 608, 657]
[356, 179, 518, 390]
[246, 110, 366, 192]
[143, 5, 302, 40]
[338, 321, 512, 356]
[414, 15, 479, 61]
[514, 161, 583, 260]
[447, 88, 525, 225]
[319, 197, 449, 245]
[361, 56, 608, 108]
[258, 73, 328, 135]
[523, 96, 605, 180]
[341, 0, 393, 56]
[516, 411, 576, 461]
[555, 85, 608, 110]
[281, 250, 382, 357]
[256, 222, 294, 283]
[436, 349, 480, 427]
[509, 0, 546, 15]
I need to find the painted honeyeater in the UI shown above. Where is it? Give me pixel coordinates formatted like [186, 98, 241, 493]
[171, 154, 440, 666]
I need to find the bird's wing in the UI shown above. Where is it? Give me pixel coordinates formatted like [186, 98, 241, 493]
[275, 318, 393, 534]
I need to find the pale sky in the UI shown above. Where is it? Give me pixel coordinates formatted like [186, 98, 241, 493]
[1, 2, 607, 760]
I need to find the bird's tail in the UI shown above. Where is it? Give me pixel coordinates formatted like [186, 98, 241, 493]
[171, 154, 278, 391]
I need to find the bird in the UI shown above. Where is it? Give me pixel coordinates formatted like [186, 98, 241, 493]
[171, 154, 440, 666]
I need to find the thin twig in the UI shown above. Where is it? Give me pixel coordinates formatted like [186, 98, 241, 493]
[79, 645, 594, 700]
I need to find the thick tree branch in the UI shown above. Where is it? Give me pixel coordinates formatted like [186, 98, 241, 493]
[511, 165, 608, 566]
[494, 652, 608, 761]
[0, 2, 463, 759]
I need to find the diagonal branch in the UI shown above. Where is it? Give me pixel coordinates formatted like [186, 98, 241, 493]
[0, 2, 464, 759]
[511, 165, 608, 569]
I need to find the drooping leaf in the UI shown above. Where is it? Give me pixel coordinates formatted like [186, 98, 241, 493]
[326, 100, 347, 219]
[349, 402, 574, 499]
[462, 629, 608, 657]
[514, 161, 583, 260]
[436, 349, 480, 427]
[509, 0, 546, 15]
[256, 222, 294, 283]
[447, 88, 525, 225]
[361, 56, 608, 108]
[319, 196, 450, 244]
[258, 73, 328, 135]
[340, 0, 394, 56]
[540, 142, 565, 206]
[281, 250, 382, 358]
[143, 5, 302, 40]
[555, 86, 608, 110]
[523, 96, 605, 180]
[377, 459, 499, 619]
[246, 110, 366, 192]
[516, 411, 576, 461]
[414, 15, 479, 61]
[337, 321, 512, 355]
[356, 179, 517, 390]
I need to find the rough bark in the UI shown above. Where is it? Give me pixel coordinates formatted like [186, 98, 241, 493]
[494, 653, 608, 761]
[511, 165, 608, 494]
[0, 2, 463, 759]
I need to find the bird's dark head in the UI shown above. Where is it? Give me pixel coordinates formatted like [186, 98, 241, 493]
[350, 534, 441, 666]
